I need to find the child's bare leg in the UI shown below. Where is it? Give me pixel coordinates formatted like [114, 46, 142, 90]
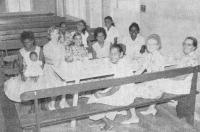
[59, 95, 70, 108]
[48, 97, 56, 110]
[121, 108, 139, 124]
[101, 117, 113, 131]
[140, 104, 157, 115]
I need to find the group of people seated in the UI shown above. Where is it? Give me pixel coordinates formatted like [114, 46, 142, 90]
[3, 16, 200, 130]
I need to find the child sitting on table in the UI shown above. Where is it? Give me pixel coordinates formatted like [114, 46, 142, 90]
[24, 51, 43, 81]
[88, 44, 139, 131]
[65, 32, 89, 62]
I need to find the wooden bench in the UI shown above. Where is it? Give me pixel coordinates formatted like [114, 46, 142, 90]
[2, 65, 197, 132]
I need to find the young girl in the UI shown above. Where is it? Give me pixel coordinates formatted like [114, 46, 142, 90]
[88, 44, 139, 130]
[65, 32, 89, 62]
[71, 20, 89, 48]
[42, 26, 69, 110]
[23, 51, 43, 79]
[4, 31, 44, 102]
[92, 27, 111, 59]
[104, 16, 119, 44]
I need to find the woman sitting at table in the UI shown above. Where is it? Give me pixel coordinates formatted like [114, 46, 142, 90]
[92, 27, 111, 59]
[41, 26, 69, 110]
[65, 32, 89, 62]
[4, 31, 44, 103]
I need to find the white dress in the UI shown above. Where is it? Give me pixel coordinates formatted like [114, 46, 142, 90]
[37, 41, 66, 90]
[88, 58, 138, 120]
[104, 26, 119, 44]
[92, 41, 111, 59]
[136, 51, 198, 99]
[160, 51, 198, 95]
[134, 51, 166, 99]
[4, 46, 41, 102]
[24, 61, 43, 77]
[121, 35, 145, 59]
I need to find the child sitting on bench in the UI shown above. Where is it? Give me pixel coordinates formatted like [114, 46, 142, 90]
[88, 44, 139, 130]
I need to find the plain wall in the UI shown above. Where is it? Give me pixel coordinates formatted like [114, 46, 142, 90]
[140, 0, 200, 56]
[0, 0, 7, 12]
[32, 0, 56, 13]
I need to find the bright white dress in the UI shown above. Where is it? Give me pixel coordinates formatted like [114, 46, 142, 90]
[92, 41, 111, 59]
[88, 58, 138, 120]
[134, 51, 166, 99]
[4, 46, 41, 102]
[160, 51, 198, 95]
[121, 35, 145, 60]
[24, 61, 43, 77]
[37, 41, 66, 90]
[104, 26, 119, 44]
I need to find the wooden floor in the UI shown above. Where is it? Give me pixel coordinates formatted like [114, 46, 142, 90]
[0, 69, 200, 132]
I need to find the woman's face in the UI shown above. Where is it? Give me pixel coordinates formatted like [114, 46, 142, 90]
[50, 29, 59, 41]
[146, 38, 160, 53]
[129, 26, 139, 40]
[23, 39, 34, 50]
[77, 22, 85, 32]
[96, 32, 105, 43]
[74, 35, 82, 46]
[105, 19, 112, 28]
[110, 47, 122, 63]
[183, 39, 195, 55]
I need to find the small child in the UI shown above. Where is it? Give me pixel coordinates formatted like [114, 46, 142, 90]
[88, 44, 139, 130]
[23, 51, 43, 81]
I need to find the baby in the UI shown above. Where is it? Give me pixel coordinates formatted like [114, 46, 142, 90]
[24, 51, 43, 80]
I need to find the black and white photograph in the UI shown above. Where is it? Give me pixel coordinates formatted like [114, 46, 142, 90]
[0, 0, 200, 131]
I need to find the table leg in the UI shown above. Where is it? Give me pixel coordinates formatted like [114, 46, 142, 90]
[71, 79, 80, 128]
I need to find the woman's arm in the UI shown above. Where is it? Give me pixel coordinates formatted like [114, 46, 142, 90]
[18, 52, 26, 81]
[39, 47, 45, 68]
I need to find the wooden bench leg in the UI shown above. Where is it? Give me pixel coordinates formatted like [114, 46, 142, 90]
[176, 95, 196, 125]
[176, 70, 198, 125]
[34, 92, 40, 132]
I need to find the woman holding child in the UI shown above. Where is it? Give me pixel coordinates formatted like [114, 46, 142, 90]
[4, 31, 44, 102]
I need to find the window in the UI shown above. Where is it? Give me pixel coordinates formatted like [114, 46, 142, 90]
[7, 0, 32, 12]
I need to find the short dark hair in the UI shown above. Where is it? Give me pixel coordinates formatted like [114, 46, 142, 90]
[104, 16, 115, 26]
[94, 27, 107, 40]
[29, 51, 38, 58]
[110, 43, 125, 55]
[20, 31, 35, 43]
[129, 22, 140, 33]
[185, 36, 198, 49]
[72, 32, 82, 39]
[59, 22, 66, 27]
[78, 20, 87, 34]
